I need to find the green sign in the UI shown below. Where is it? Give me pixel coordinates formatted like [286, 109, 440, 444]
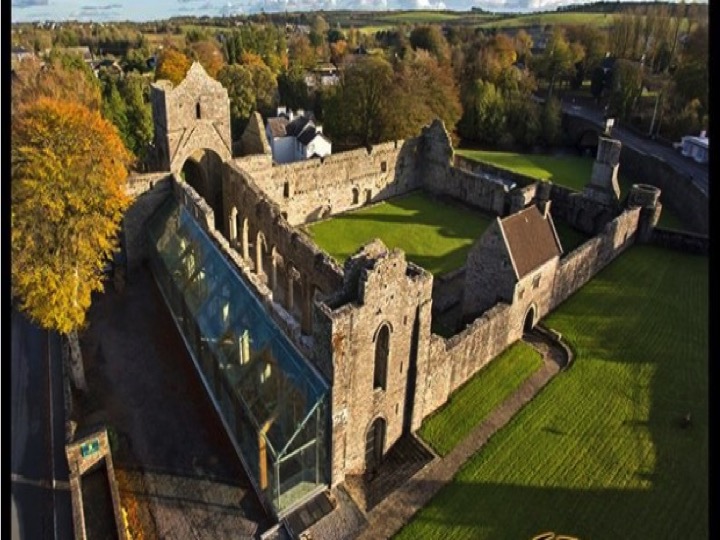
[80, 439, 100, 458]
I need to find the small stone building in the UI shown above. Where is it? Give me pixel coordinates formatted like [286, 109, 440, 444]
[463, 204, 563, 327]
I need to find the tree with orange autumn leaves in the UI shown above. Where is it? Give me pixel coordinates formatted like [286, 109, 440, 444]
[155, 47, 192, 85]
[11, 97, 132, 390]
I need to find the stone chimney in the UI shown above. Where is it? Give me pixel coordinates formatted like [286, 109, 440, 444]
[276, 106, 287, 117]
[315, 125, 322, 134]
[700, 130, 707, 138]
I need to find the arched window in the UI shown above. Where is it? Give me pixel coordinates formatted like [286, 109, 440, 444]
[365, 417, 386, 473]
[195, 102, 201, 119]
[352, 187, 359, 205]
[373, 324, 390, 390]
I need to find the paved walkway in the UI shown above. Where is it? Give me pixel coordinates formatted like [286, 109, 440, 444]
[352, 328, 570, 540]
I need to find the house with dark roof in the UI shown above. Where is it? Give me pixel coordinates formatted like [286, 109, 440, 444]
[265, 107, 332, 165]
[462, 203, 563, 323]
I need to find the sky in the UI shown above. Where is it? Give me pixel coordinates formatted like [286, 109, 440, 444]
[11, 0, 696, 23]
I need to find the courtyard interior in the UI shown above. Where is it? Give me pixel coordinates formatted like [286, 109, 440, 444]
[305, 191, 589, 277]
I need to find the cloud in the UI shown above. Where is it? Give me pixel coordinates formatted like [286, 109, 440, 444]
[80, 3, 123, 10]
[12, 0, 49, 8]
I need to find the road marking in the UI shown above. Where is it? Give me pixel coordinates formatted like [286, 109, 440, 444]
[10, 473, 70, 491]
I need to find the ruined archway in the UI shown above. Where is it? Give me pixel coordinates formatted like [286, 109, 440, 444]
[179, 148, 225, 230]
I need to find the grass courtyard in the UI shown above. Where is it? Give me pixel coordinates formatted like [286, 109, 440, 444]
[396, 245, 708, 539]
[306, 192, 593, 276]
[305, 192, 493, 276]
[455, 149, 687, 230]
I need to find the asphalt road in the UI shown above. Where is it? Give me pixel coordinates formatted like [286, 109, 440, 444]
[563, 103, 709, 196]
[11, 310, 74, 540]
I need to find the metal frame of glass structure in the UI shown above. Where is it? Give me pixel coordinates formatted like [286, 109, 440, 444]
[146, 197, 330, 517]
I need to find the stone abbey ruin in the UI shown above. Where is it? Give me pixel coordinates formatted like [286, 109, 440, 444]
[120, 62, 685, 523]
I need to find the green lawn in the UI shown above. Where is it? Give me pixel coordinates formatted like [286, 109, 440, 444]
[418, 342, 543, 457]
[305, 192, 493, 276]
[396, 245, 708, 540]
[478, 12, 613, 29]
[456, 149, 688, 230]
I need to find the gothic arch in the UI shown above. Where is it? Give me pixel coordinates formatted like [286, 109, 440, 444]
[523, 304, 537, 333]
[373, 323, 392, 391]
[365, 416, 387, 474]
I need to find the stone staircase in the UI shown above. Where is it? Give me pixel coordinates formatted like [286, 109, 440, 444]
[345, 434, 435, 512]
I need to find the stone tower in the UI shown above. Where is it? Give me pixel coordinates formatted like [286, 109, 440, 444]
[150, 62, 232, 173]
[314, 240, 433, 486]
[582, 136, 622, 206]
[626, 183, 662, 242]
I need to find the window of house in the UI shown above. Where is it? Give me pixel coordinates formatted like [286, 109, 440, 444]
[195, 102, 201, 119]
[381, 161, 387, 173]
[518, 288, 525, 300]
[532, 275, 541, 289]
[283, 181, 290, 198]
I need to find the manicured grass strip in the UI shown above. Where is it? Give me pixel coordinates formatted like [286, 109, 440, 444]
[306, 192, 493, 276]
[455, 149, 595, 192]
[418, 341, 543, 457]
[396, 246, 708, 540]
[455, 149, 688, 230]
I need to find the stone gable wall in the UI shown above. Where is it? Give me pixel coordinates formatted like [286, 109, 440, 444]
[462, 219, 517, 318]
[150, 63, 232, 173]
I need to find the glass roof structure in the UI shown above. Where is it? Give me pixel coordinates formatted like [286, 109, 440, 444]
[146, 197, 329, 516]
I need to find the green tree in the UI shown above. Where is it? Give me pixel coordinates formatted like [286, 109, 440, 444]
[458, 79, 506, 143]
[539, 96, 562, 146]
[12, 98, 132, 390]
[121, 73, 154, 162]
[323, 55, 394, 147]
[217, 64, 257, 138]
[409, 25, 450, 65]
[608, 58, 643, 120]
[533, 28, 575, 100]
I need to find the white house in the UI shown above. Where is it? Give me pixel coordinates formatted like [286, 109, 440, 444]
[265, 107, 332, 165]
[680, 131, 709, 164]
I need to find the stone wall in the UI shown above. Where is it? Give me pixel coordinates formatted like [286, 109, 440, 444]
[550, 207, 640, 311]
[257, 140, 421, 226]
[423, 166, 509, 216]
[123, 174, 173, 278]
[420, 301, 518, 419]
[619, 144, 708, 234]
[650, 228, 709, 255]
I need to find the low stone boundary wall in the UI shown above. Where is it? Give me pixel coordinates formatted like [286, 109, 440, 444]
[650, 228, 709, 255]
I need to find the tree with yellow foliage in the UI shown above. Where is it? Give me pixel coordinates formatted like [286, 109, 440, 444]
[11, 97, 132, 390]
[155, 47, 192, 85]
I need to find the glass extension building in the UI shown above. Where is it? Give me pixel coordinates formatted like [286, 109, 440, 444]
[146, 197, 330, 516]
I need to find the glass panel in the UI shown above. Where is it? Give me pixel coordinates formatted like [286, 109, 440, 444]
[146, 197, 330, 516]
